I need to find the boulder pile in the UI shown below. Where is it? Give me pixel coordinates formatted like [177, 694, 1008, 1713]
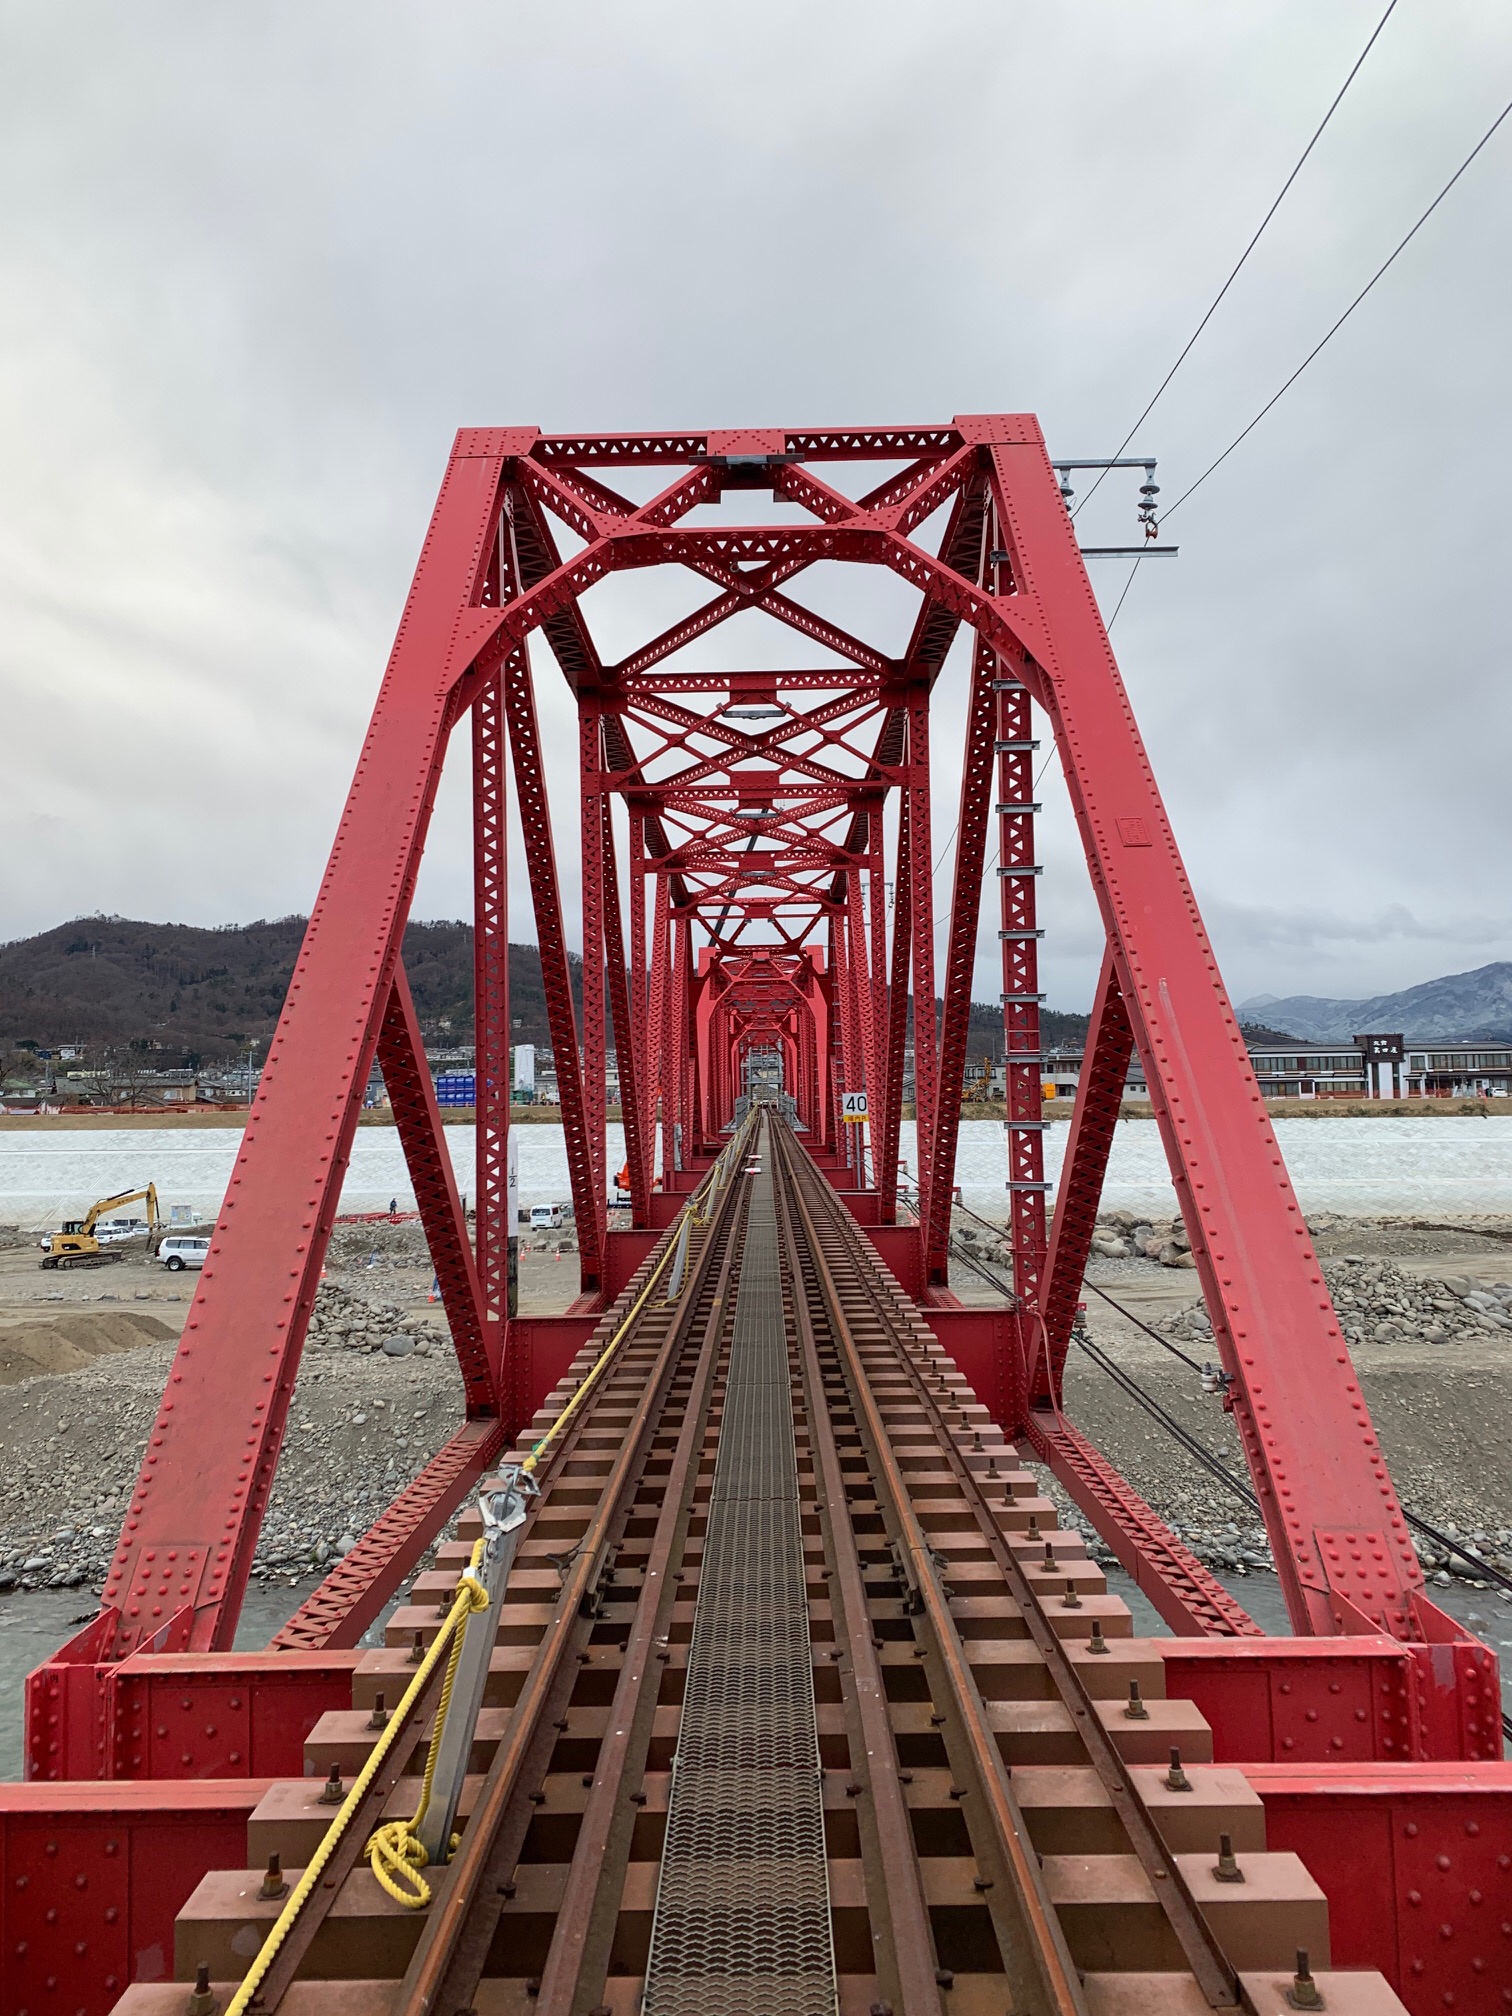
[1091, 1211, 1194, 1268]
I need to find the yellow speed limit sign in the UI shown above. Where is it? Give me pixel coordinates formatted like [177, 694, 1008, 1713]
[842, 1091, 869, 1123]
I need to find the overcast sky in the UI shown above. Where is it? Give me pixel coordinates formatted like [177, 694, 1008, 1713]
[1, 1, 1508, 1013]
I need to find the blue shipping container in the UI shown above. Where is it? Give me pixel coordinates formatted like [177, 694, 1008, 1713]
[435, 1073, 477, 1106]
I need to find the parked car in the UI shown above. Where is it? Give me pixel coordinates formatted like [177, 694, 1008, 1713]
[96, 1217, 149, 1244]
[529, 1204, 564, 1231]
[157, 1235, 210, 1272]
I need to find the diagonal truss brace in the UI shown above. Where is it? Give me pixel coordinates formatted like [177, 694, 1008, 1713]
[377, 963, 496, 1410]
[1035, 947, 1133, 1407]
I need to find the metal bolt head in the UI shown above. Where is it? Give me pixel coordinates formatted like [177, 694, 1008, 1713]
[186, 1962, 219, 2016]
[259, 1851, 288, 1900]
[1061, 1577, 1082, 1609]
[1286, 1948, 1324, 2009]
[1164, 1746, 1192, 1792]
[1123, 1680, 1150, 1720]
[1088, 1621, 1109, 1654]
[1212, 1831, 1244, 1882]
[318, 1763, 344, 1804]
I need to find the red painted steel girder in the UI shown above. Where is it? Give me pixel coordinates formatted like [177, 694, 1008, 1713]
[71, 414, 1454, 1684]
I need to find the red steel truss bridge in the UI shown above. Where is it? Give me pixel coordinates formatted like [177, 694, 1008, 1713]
[7, 418, 1508, 2016]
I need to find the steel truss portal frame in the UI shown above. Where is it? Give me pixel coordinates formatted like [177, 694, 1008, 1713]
[28, 417, 1499, 1790]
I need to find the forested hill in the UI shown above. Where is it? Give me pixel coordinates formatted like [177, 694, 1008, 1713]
[0, 915, 1090, 1067]
[0, 917, 576, 1063]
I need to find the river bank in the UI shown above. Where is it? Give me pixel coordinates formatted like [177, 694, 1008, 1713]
[6, 1095, 1509, 1132]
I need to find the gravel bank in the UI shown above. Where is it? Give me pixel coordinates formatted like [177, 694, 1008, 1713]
[947, 1210, 1512, 1601]
[1052, 1250, 1512, 1600]
[0, 1276, 463, 1596]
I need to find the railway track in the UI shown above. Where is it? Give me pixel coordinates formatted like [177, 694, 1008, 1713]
[125, 1112, 1404, 2016]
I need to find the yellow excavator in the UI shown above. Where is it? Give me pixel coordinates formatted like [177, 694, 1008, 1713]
[40, 1185, 162, 1269]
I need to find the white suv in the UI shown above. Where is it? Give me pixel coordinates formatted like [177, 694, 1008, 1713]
[157, 1236, 210, 1272]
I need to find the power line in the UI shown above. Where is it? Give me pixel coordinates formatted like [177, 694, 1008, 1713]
[1104, 556, 1145, 633]
[1166, 90, 1512, 519]
[1076, 0, 1399, 519]
[929, 746, 1058, 885]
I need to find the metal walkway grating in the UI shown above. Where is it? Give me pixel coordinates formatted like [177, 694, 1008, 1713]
[642, 1140, 837, 2016]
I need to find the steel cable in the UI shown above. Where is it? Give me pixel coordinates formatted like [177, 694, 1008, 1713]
[1165, 88, 1512, 519]
[1075, 0, 1401, 520]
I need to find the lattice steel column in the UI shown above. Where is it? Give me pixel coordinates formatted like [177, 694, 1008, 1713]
[501, 619, 603, 1290]
[906, 699, 937, 1229]
[877, 795, 911, 1220]
[924, 631, 998, 1282]
[866, 812, 887, 1167]
[643, 1135, 837, 2016]
[580, 704, 607, 1211]
[648, 870, 671, 1179]
[473, 665, 510, 1345]
[602, 796, 651, 1222]
[670, 908, 690, 1171]
[996, 629, 1049, 1310]
[628, 807, 653, 1201]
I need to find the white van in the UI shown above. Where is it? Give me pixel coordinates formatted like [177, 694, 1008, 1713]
[529, 1204, 563, 1232]
[97, 1217, 149, 1244]
[158, 1235, 210, 1272]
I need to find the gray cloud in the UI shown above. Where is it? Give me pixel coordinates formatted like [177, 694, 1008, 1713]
[1, 1, 1508, 1014]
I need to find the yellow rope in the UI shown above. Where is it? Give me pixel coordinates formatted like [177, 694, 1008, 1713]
[521, 1110, 754, 1478]
[223, 1542, 490, 2015]
[365, 1546, 491, 1907]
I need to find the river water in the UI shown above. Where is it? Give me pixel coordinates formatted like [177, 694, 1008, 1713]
[1, 1115, 1509, 1227]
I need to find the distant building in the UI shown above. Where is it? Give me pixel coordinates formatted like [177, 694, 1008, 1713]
[513, 1044, 536, 1094]
[1037, 1035, 1512, 1102]
[1244, 1046, 1368, 1099]
[1248, 1038, 1511, 1099]
[1403, 1042, 1512, 1098]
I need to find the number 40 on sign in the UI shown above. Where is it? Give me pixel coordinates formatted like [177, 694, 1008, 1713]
[842, 1091, 869, 1123]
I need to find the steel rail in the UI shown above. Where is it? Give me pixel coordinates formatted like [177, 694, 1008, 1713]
[773, 1125, 1249, 2011]
[532, 1171, 751, 2014]
[773, 1165, 948, 2016]
[771, 1122, 1089, 2016]
[395, 1147, 753, 2015]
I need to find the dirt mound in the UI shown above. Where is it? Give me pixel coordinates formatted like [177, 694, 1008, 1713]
[0, 1310, 178, 1384]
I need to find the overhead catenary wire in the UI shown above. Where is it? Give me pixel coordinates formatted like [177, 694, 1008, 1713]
[1104, 558, 1144, 634]
[929, 749, 1057, 894]
[1076, 0, 1400, 520]
[1164, 89, 1512, 519]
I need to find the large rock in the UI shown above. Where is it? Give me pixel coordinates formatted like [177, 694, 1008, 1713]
[382, 1333, 417, 1357]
